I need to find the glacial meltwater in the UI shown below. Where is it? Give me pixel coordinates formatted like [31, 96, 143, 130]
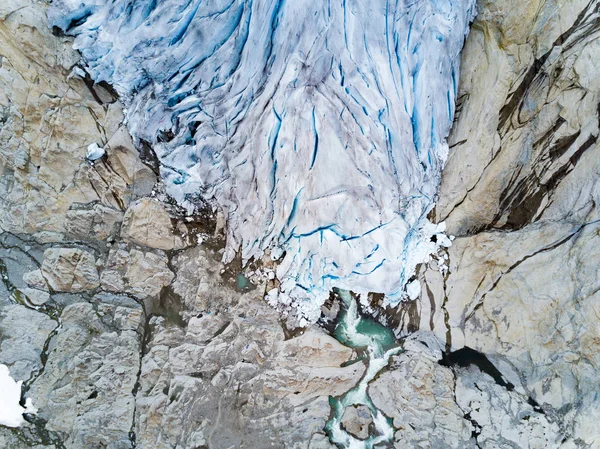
[325, 290, 402, 448]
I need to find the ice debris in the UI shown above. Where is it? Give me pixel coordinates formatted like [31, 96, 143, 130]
[86, 142, 105, 161]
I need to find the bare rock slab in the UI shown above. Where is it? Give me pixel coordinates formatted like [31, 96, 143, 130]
[41, 247, 99, 292]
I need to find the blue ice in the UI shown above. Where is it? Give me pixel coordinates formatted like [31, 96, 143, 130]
[50, 0, 475, 321]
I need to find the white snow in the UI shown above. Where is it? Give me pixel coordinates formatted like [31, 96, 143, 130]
[0, 364, 36, 428]
[67, 65, 86, 80]
[86, 142, 105, 161]
[406, 279, 422, 300]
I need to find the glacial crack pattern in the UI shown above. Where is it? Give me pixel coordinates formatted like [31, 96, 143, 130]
[50, 0, 475, 320]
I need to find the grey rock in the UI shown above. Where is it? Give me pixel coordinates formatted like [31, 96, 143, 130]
[100, 246, 175, 299]
[455, 367, 560, 449]
[20, 288, 50, 306]
[41, 247, 99, 292]
[27, 300, 144, 449]
[340, 405, 371, 440]
[121, 198, 187, 250]
[0, 303, 56, 381]
[369, 339, 473, 449]
[409, 0, 600, 445]
[436, 0, 600, 235]
[0, 0, 154, 238]
[22, 270, 48, 291]
[1, 0, 600, 447]
[0, 428, 53, 449]
[65, 203, 123, 242]
[134, 246, 361, 449]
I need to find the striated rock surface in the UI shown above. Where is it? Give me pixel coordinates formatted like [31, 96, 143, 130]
[399, 0, 600, 447]
[437, 0, 600, 235]
[27, 298, 144, 449]
[369, 338, 473, 448]
[40, 248, 99, 293]
[0, 1, 154, 241]
[134, 245, 362, 449]
[0, 304, 56, 381]
[100, 245, 175, 299]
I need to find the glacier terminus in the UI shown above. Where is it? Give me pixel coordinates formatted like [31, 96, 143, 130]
[49, 0, 476, 321]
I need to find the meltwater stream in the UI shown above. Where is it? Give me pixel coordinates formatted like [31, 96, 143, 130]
[325, 290, 402, 448]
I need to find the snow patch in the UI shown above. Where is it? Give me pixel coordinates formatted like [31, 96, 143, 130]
[0, 364, 37, 428]
[406, 279, 422, 300]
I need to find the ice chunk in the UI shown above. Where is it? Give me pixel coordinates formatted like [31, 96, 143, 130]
[86, 142, 105, 161]
[67, 65, 87, 80]
[406, 280, 422, 300]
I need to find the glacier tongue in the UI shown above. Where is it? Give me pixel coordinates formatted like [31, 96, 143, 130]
[50, 0, 475, 321]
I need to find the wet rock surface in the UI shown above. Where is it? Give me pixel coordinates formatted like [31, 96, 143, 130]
[340, 405, 372, 440]
[1, 0, 599, 448]
[369, 338, 473, 449]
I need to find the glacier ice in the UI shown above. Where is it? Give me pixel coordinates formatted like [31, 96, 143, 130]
[50, 0, 475, 321]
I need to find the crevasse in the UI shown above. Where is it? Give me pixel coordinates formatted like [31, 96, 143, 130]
[50, 0, 475, 321]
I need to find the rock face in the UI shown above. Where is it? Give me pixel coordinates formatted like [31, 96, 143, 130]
[120, 198, 188, 251]
[0, 1, 154, 240]
[1, 0, 600, 448]
[0, 304, 56, 381]
[437, 0, 600, 235]
[41, 248, 100, 292]
[134, 245, 362, 449]
[369, 339, 473, 448]
[340, 405, 372, 440]
[27, 298, 144, 449]
[396, 0, 600, 447]
[100, 246, 175, 299]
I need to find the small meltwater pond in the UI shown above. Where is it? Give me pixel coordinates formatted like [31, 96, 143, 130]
[325, 290, 402, 448]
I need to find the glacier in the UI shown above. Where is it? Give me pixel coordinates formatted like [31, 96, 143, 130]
[50, 0, 475, 321]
